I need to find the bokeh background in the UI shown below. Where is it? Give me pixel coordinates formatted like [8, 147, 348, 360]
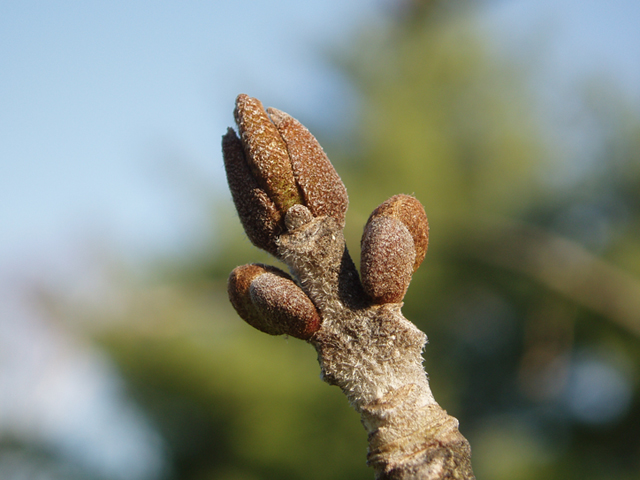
[2, 1, 640, 479]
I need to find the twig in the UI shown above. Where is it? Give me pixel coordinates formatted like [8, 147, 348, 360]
[222, 94, 475, 479]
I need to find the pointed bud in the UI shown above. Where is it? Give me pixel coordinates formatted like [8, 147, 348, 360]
[228, 263, 321, 340]
[234, 94, 303, 213]
[222, 94, 350, 256]
[222, 128, 282, 255]
[267, 107, 348, 228]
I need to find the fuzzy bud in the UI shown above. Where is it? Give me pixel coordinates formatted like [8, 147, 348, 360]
[361, 216, 416, 304]
[267, 107, 348, 228]
[284, 204, 315, 232]
[234, 95, 303, 214]
[222, 94, 348, 256]
[228, 263, 321, 340]
[222, 129, 282, 255]
[360, 195, 429, 304]
[367, 194, 429, 272]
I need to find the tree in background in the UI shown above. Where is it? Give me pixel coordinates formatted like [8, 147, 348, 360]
[42, 3, 640, 480]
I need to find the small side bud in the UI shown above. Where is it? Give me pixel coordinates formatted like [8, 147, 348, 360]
[284, 204, 314, 232]
[249, 272, 321, 340]
[268, 107, 348, 228]
[228, 263, 321, 340]
[367, 194, 429, 272]
[361, 216, 415, 304]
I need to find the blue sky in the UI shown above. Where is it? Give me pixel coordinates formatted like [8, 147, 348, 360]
[0, 0, 375, 277]
[1, 0, 639, 279]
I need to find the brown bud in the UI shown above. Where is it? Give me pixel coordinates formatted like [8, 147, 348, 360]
[267, 107, 348, 228]
[222, 129, 282, 255]
[223, 94, 350, 256]
[234, 94, 303, 213]
[228, 263, 321, 340]
[284, 204, 314, 232]
[367, 194, 429, 272]
[361, 216, 416, 304]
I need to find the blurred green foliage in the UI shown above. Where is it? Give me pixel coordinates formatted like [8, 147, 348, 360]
[72, 4, 640, 480]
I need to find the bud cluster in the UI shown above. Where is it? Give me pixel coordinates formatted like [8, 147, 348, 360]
[221, 95, 474, 480]
[223, 94, 347, 255]
[223, 95, 429, 338]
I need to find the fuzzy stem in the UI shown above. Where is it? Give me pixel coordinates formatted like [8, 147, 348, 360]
[278, 212, 475, 480]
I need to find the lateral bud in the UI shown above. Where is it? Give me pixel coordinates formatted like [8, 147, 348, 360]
[228, 263, 321, 340]
[367, 194, 429, 272]
[361, 216, 415, 304]
[360, 195, 429, 304]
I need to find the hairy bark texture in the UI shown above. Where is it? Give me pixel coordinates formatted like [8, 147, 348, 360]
[223, 94, 475, 479]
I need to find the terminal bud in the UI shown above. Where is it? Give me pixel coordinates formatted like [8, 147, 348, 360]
[223, 94, 348, 256]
